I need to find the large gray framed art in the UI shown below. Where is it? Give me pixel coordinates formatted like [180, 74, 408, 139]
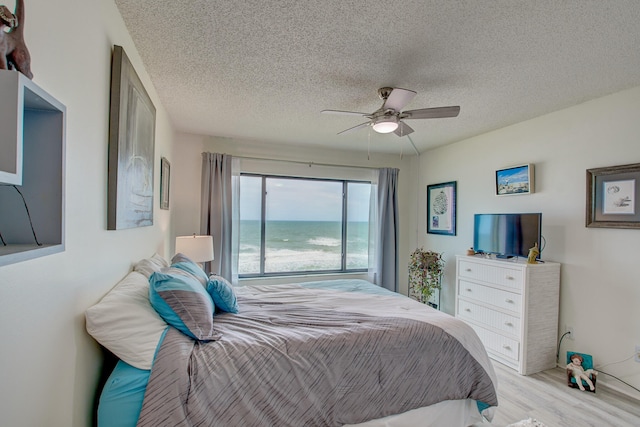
[107, 45, 156, 230]
[586, 162, 640, 229]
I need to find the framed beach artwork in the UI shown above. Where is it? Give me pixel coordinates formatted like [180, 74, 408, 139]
[107, 45, 156, 230]
[160, 157, 170, 210]
[496, 164, 534, 196]
[427, 181, 456, 236]
[586, 163, 640, 229]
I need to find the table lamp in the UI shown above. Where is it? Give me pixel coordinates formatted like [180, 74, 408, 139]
[175, 234, 214, 264]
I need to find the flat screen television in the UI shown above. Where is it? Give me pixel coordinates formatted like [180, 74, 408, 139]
[473, 213, 542, 259]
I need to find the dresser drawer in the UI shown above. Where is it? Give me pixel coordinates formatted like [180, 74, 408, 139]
[458, 259, 523, 291]
[469, 323, 520, 363]
[457, 299, 520, 336]
[458, 280, 521, 313]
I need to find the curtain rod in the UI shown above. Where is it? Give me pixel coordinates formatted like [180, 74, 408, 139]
[224, 154, 382, 171]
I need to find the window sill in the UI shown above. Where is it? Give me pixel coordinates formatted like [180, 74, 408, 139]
[238, 271, 368, 287]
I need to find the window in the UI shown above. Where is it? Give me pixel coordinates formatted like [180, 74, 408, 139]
[239, 174, 370, 277]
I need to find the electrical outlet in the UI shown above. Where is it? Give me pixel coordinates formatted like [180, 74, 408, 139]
[565, 325, 574, 340]
[635, 345, 640, 363]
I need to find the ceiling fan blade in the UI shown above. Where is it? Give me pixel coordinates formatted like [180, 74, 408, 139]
[383, 88, 417, 111]
[337, 121, 370, 135]
[321, 109, 368, 117]
[394, 121, 414, 137]
[403, 106, 460, 119]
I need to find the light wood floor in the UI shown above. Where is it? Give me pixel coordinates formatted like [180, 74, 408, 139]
[477, 360, 640, 427]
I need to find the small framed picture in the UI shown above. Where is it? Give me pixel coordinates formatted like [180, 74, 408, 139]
[160, 157, 170, 210]
[427, 181, 456, 236]
[586, 162, 640, 228]
[496, 164, 534, 196]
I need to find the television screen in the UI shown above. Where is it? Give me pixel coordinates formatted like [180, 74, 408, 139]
[473, 213, 542, 259]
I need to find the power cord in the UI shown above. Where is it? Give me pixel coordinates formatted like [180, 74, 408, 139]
[556, 331, 571, 363]
[596, 354, 635, 369]
[0, 184, 42, 246]
[538, 234, 547, 260]
[593, 352, 640, 394]
[594, 369, 640, 394]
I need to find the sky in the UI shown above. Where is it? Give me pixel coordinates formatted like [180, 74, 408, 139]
[497, 165, 530, 185]
[240, 176, 370, 221]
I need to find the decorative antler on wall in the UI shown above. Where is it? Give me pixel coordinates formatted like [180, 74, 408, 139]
[0, 0, 33, 79]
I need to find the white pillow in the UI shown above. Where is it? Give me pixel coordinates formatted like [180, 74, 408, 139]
[85, 270, 167, 370]
[133, 253, 169, 279]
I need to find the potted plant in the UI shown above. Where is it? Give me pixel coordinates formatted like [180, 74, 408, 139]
[408, 248, 444, 308]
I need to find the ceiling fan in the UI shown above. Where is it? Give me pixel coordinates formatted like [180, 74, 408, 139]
[321, 87, 460, 137]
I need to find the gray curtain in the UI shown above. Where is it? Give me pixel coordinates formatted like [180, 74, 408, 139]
[368, 168, 399, 292]
[200, 152, 235, 280]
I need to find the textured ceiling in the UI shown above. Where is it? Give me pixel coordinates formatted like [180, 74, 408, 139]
[114, 0, 640, 155]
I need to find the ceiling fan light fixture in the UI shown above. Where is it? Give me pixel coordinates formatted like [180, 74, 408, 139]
[372, 116, 399, 133]
[324, 87, 459, 137]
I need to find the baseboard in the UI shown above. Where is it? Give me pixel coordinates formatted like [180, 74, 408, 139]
[595, 376, 640, 400]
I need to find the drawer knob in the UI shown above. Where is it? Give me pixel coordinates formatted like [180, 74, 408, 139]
[503, 345, 511, 350]
[465, 268, 472, 272]
[505, 298, 514, 303]
[465, 308, 471, 312]
[466, 288, 472, 292]
[504, 321, 513, 326]
[506, 276, 514, 280]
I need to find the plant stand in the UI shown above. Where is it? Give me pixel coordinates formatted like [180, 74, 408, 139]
[426, 287, 440, 310]
[409, 268, 440, 310]
[408, 270, 441, 310]
[407, 248, 444, 310]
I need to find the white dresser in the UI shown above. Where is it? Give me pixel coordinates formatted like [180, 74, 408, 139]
[455, 255, 560, 375]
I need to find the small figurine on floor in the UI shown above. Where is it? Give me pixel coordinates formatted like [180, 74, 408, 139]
[566, 353, 597, 391]
[527, 242, 539, 264]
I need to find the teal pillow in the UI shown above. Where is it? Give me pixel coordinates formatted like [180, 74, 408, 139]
[207, 274, 239, 314]
[171, 260, 208, 286]
[149, 270, 220, 341]
[171, 252, 197, 265]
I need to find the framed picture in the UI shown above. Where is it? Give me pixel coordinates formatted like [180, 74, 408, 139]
[160, 157, 170, 210]
[496, 164, 534, 196]
[427, 181, 456, 236]
[107, 45, 156, 230]
[586, 162, 640, 229]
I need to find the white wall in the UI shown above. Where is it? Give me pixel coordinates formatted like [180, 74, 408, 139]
[170, 134, 418, 291]
[2, 3, 635, 424]
[0, 1, 174, 426]
[417, 86, 640, 396]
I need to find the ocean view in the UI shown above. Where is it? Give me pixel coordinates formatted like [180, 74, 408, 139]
[239, 220, 368, 274]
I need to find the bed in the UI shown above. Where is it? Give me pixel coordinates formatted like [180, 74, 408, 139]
[86, 254, 497, 427]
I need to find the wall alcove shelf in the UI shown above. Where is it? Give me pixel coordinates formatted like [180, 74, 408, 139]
[0, 70, 66, 267]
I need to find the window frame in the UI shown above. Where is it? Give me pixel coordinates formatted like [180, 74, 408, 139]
[238, 173, 370, 278]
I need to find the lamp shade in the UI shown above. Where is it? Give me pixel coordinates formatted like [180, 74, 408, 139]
[175, 235, 214, 263]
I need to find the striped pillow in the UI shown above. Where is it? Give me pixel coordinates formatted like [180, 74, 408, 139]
[149, 270, 221, 341]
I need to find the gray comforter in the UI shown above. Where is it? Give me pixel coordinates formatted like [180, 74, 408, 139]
[137, 286, 497, 426]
